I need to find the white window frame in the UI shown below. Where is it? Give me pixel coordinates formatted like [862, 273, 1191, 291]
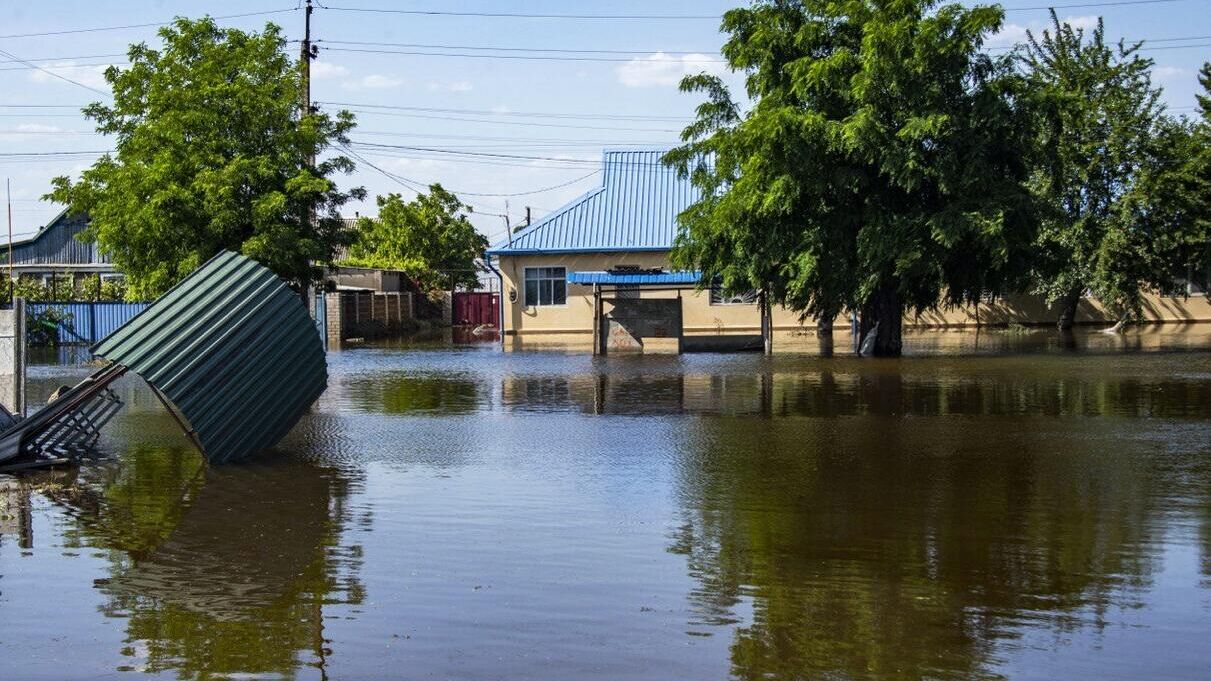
[709, 287, 758, 306]
[523, 266, 568, 307]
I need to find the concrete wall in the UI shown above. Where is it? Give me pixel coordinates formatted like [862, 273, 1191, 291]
[325, 291, 414, 346]
[496, 250, 1211, 351]
[0, 300, 26, 417]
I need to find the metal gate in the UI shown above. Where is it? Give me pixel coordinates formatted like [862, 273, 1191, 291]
[452, 291, 499, 327]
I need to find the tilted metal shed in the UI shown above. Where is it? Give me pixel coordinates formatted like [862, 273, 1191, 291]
[93, 250, 326, 463]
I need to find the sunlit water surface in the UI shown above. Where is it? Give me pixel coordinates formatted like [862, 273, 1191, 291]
[2, 326, 1211, 680]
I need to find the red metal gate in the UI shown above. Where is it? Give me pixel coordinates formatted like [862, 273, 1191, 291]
[452, 291, 499, 327]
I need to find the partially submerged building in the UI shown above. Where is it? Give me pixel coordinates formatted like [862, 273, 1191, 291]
[486, 148, 1211, 353]
[0, 210, 122, 289]
[486, 149, 830, 352]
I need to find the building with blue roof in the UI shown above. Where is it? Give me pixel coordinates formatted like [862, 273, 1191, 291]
[486, 149, 773, 352]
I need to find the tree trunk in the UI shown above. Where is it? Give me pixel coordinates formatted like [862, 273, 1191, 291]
[858, 284, 903, 357]
[1057, 287, 1082, 330]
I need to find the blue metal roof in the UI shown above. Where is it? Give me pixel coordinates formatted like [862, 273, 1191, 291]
[487, 148, 697, 255]
[567, 270, 702, 286]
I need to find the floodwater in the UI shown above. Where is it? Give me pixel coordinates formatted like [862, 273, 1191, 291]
[3, 326, 1211, 680]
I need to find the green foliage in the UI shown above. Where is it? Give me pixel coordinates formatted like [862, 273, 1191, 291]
[344, 186, 488, 291]
[10, 274, 127, 302]
[44, 17, 365, 299]
[1020, 12, 1168, 321]
[665, 0, 1034, 356]
[25, 306, 74, 346]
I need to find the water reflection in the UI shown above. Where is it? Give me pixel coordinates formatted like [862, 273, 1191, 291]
[5, 342, 1211, 680]
[44, 446, 364, 679]
[668, 409, 1211, 678]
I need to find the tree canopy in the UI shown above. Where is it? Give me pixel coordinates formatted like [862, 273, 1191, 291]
[665, 0, 1034, 356]
[45, 17, 364, 299]
[344, 187, 488, 292]
[1020, 12, 1170, 325]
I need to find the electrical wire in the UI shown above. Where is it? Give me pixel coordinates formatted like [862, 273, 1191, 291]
[322, 46, 727, 64]
[0, 8, 298, 40]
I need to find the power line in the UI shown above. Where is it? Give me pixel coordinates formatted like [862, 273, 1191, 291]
[321, 6, 720, 19]
[1001, 0, 1184, 9]
[321, 0, 1185, 17]
[0, 47, 109, 95]
[318, 39, 716, 55]
[322, 46, 727, 64]
[0, 8, 298, 40]
[0, 53, 128, 66]
[337, 108, 684, 133]
[342, 143, 603, 199]
[320, 100, 691, 122]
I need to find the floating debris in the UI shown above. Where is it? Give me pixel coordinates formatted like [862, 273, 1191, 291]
[0, 250, 327, 470]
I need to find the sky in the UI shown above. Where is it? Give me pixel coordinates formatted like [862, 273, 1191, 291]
[1, 0, 1209, 247]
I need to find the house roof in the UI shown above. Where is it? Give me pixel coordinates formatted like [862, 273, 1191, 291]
[486, 148, 698, 255]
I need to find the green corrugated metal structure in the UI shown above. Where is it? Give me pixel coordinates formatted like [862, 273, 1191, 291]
[93, 250, 326, 463]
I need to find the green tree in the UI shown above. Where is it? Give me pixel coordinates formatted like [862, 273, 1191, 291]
[1020, 12, 1167, 326]
[665, 0, 1034, 356]
[45, 17, 364, 300]
[345, 186, 488, 292]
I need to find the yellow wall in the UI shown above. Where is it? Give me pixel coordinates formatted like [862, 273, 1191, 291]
[493, 251, 1211, 349]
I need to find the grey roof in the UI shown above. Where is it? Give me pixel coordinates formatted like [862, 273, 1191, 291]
[486, 149, 697, 255]
[0, 209, 109, 266]
[93, 250, 326, 463]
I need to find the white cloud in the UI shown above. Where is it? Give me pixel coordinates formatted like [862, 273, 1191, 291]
[27, 60, 111, 91]
[342, 74, 403, 90]
[427, 80, 474, 93]
[988, 15, 1099, 49]
[16, 123, 65, 133]
[616, 52, 729, 88]
[311, 62, 349, 80]
[1153, 65, 1191, 81]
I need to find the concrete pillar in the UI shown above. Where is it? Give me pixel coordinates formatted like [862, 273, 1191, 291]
[0, 299, 26, 418]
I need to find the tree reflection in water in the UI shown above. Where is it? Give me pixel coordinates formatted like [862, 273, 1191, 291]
[667, 368, 1211, 679]
[48, 445, 364, 680]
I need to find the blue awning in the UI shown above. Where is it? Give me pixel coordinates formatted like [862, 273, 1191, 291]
[567, 270, 702, 286]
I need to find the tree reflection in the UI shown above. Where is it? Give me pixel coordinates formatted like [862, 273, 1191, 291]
[670, 413, 1173, 679]
[51, 446, 364, 680]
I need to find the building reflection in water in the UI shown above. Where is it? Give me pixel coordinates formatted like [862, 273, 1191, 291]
[44, 445, 364, 680]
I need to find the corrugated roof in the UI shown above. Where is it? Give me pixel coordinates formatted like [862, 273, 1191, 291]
[567, 270, 702, 285]
[486, 148, 696, 255]
[93, 250, 326, 463]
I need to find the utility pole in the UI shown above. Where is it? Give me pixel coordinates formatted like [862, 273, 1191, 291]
[300, 0, 318, 308]
[525, 206, 531, 229]
[301, 0, 314, 120]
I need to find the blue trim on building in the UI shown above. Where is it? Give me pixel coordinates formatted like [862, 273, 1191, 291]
[567, 271, 702, 286]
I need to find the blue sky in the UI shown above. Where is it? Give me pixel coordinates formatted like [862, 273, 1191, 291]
[2, 0, 1209, 246]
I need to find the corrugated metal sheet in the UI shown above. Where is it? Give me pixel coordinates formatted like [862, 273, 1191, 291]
[486, 149, 697, 255]
[1, 210, 111, 266]
[567, 271, 702, 285]
[27, 302, 150, 344]
[93, 250, 326, 463]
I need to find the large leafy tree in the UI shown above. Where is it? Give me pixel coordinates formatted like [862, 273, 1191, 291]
[665, 0, 1034, 356]
[345, 186, 488, 291]
[1020, 13, 1167, 326]
[46, 17, 364, 299]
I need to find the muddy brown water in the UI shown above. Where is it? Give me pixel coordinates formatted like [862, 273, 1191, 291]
[2, 326, 1211, 680]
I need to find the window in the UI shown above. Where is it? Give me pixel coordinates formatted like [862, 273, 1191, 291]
[710, 287, 758, 305]
[524, 267, 567, 306]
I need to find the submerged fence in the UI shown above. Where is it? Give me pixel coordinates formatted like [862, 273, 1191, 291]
[26, 301, 150, 346]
